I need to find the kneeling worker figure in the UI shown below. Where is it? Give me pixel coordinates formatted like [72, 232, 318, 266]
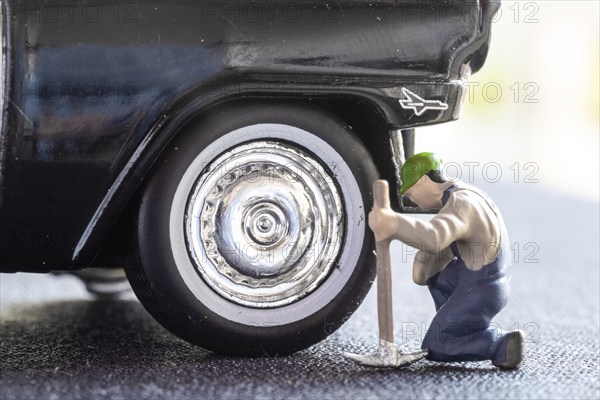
[369, 152, 524, 369]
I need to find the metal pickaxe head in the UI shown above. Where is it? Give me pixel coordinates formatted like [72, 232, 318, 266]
[344, 340, 428, 368]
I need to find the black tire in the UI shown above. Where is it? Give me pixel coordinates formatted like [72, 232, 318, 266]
[124, 101, 378, 356]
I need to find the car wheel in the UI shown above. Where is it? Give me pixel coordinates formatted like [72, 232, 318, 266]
[124, 102, 378, 356]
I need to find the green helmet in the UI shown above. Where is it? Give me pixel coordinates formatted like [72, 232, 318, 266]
[399, 152, 442, 194]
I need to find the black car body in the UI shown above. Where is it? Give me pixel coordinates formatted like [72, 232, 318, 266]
[0, 0, 500, 355]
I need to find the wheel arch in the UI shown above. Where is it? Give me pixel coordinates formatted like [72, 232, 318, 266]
[90, 95, 398, 268]
[156, 96, 398, 190]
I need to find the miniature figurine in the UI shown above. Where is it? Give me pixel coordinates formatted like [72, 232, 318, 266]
[368, 153, 524, 369]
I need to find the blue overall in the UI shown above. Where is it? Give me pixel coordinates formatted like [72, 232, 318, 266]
[421, 183, 511, 362]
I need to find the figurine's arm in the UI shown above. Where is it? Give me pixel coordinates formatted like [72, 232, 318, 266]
[390, 194, 470, 251]
[368, 201, 461, 284]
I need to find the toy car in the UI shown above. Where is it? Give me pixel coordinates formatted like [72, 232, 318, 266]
[0, 0, 500, 355]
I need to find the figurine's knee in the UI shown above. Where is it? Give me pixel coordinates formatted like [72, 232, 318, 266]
[422, 329, 454, 362]
[422, 321, 449, 355]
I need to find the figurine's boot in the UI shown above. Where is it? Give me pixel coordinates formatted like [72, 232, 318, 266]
[493, 330, 525, 370]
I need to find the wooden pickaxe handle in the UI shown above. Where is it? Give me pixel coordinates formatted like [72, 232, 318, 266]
[372, 180, 394, 344]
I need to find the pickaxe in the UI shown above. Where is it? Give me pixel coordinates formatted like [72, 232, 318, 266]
[344, 180, 428, 367]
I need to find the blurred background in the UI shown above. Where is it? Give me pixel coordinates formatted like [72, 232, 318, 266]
[419, 0, 599, 201]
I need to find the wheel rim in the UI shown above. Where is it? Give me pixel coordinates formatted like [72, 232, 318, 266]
[185, 140, 344, 308]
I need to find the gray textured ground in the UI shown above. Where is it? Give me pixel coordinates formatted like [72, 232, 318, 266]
[1, 182, 599, 400]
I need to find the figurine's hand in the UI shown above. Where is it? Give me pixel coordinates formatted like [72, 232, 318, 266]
[368, 207, 399, 242]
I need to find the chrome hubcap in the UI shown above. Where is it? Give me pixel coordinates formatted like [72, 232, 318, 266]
[244, 202, 288, 248]
[185, 141, 344, 308]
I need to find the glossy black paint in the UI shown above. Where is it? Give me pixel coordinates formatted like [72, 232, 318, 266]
[0, 0, 499, 272]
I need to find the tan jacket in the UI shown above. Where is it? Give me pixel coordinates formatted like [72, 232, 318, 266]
[393, 183, 502, 285]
